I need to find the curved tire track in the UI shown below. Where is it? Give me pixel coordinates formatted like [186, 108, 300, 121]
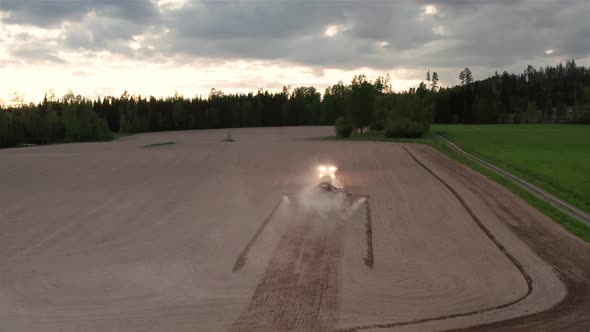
[337, 147, 534, 332]
[414, 145, 590, 332]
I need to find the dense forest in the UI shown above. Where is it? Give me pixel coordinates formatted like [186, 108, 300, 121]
[1, 60, 589, 147]
[433, 61, 590, 124]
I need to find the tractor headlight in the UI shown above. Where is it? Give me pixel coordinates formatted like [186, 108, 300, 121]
[318, 165, 337, 177]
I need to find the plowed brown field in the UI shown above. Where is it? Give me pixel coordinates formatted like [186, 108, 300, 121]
[1, 127, 588, 331]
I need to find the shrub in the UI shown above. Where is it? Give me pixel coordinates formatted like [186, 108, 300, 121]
[372, 94, 395, 131]
[383, 94, 431, 138]
[334, 116, 352, 137]
[384, 117, 429, 138]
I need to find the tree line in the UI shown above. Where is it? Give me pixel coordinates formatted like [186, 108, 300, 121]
[1, 60, 589, 147]
[434, 60, 590, 124]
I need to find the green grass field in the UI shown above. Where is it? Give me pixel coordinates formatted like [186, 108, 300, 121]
[433, 125, 590, 214]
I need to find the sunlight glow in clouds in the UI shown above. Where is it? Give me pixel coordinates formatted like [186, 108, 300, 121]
[129, 36, 142, 50]
[324, 25, 339, 37]
[156, 0, 188, 11]
[324, 24, 349, 37]
[545, 49, 555, 55]
[424, 5, 438, 15]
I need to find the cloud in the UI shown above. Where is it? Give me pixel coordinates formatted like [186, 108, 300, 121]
[0, 0, 158, 26]
[0, 0, 588, 100]
[11, 45, 67, 64]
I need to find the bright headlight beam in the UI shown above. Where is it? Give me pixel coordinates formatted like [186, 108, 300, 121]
[318, 165, 337, 180]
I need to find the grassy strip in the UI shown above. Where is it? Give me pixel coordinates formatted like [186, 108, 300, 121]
[433, 125, 590, 214]
[324, 132, 590, 243]
[438, 140, 590, 243]
[143, 141, 176, 148]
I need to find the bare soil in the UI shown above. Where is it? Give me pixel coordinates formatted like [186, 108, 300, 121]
[0, 127, 586, 331]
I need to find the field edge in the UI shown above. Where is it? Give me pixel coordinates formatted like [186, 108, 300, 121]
[321, 132, 590, 244]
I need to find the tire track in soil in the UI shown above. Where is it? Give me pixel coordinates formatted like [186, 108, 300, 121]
[233, 197, 285, 272]
[414, 146, 589, 332]
[362, 196, 374, 269]
[347, 193, 374, 269]
[337, 147, 534, 332]
[229, 214, 343, 332]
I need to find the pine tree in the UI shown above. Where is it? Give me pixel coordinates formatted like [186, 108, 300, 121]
[464, 67, 473, 84]
[432, 72, 439, 91]
[459, 70, 466, 85]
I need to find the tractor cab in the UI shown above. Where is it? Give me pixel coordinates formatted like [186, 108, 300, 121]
[317, 165, 345, 193]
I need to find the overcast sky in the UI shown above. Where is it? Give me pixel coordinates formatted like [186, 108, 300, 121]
[1, 0, 589, 103]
